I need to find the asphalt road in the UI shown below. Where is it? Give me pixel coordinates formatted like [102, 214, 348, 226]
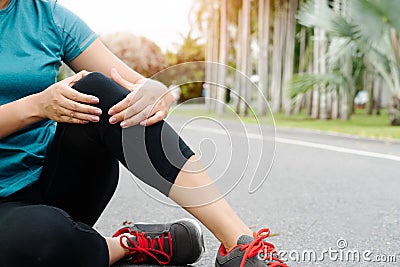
[95, 115, 400, 267]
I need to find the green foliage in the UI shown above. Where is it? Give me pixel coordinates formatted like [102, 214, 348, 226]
[172, 107, 400, 139]
[294, 0, 400, 124]
[298, 1, 357, 39]
[289, 72, 349, 98]
[158, 32, 206, 102]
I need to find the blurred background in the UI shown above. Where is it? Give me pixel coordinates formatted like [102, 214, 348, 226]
[59, 0, 400, 139]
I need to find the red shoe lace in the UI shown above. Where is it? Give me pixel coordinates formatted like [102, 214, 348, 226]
[239, 228, 289, 267]
[113, 227, 172, 265]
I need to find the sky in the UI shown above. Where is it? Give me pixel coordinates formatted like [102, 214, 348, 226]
[58, 0, 196, 52]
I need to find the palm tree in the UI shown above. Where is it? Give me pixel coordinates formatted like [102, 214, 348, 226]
[282, 0, 299, 116]
[291, 0, 400, 124]
[237, 0, 252, 116]
[217, 0, 228, 115]
[270, 0, 299, 114]
[257, 0, 271, 116]
[191, 0, 243, 112]
[270, 0, 285, 113]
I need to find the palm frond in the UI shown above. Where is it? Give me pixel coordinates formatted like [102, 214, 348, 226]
[353, 0, 400, 36]
[297, 0, 358, 39]
[288, 72, 349, 99]
[350, 0, 388, 45]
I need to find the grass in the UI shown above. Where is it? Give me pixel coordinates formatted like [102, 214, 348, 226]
[171, 105, 400, 140]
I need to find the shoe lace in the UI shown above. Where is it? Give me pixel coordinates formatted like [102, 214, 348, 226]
[239, 228, 289, 267]
[116, 228, 173, 265]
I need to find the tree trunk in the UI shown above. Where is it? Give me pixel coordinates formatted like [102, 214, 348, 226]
[330, 0, 341, 119]
[210, 4, 220, 111]
[239, 0, 252, 116]
[374, 75, 383, 115]
[282, 0, 298, 116]
[319, 28, 328, 120]
[205, 15, 214, 110]
[271, 0, 285, 113]
[217, 0, 228, 115]
[298, 26, 307, 73]
[311, 27, 320, 119]
[257, 0, 271, 116]
[340, 55, 352, 120]
[235, 9, 243, 114]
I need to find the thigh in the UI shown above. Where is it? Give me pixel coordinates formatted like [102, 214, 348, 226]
[39, 123, 120, 226]
[0, 202, 108, 267]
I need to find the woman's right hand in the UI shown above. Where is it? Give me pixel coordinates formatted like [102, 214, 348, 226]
[37, 71, 102, 124]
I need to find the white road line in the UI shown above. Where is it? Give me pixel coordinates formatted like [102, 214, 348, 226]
[275, 137, 400, 162]
[182, 126, 400, 162]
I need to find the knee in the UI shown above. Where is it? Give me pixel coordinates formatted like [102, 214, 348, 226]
[73, 72, 129, 112]
[0, 205, 79, 266]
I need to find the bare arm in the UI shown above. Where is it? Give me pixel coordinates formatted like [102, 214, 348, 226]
[0, 94, 42, 139]
[68, 38, 144, 86]
[0, 72, 101, 139]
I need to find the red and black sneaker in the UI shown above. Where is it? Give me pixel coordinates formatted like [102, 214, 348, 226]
[216, 228, 289, 267]
[113, 218, 204, 265]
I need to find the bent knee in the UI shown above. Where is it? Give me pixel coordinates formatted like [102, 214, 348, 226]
[72, 72, 129, 112]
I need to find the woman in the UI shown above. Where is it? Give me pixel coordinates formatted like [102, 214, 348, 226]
[0, 0, 288, 266]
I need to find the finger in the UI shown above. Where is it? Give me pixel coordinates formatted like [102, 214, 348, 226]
[109, 97, 146, 124]
[111, 68, 135, 90]
[108, 91, 136, 115]
[111, 95, 153, 124]
[121, 106, 153, 128]
[69, 70, 90, 87]
[58, 96, 102, 116]
[140, 110, 166, 126]
[61, 85, 99, 104]
[124, 97, 149, 119]
[62, 70, 90, 87]
[109, 108, 126, 125]
[57, 106, 100, 123]
[58, 115, 90, 125]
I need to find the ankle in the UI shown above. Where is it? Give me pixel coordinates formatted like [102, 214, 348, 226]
[222, 230, 253, 252]
[114, 235, 131, 255]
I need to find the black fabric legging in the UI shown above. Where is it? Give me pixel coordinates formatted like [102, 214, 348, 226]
[0, 73, 194, 267]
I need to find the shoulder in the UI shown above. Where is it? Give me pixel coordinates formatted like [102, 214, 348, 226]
[17, 0, 58, 15]
[18, 0, 77, 25]
[14, 0, 61, 28]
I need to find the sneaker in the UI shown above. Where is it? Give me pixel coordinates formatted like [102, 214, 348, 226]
[113, 218, 204, 265]
[215, 228, 289, 267]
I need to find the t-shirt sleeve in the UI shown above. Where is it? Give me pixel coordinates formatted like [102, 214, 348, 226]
[51, 3, 97, 63]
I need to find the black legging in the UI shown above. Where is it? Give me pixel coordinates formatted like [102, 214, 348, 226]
[0, 73, 194, 267]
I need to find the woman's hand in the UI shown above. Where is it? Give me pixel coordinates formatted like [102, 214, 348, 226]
[108, 68, 174, 128]
[37, 71, 103, 124]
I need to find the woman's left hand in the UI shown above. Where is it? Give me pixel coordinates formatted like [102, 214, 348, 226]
[108, 68, 174, 128]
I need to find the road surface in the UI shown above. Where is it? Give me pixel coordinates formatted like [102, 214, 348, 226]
[96, 115, 400, 266]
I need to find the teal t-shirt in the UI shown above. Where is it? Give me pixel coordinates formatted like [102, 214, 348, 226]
[0, 0, 97, 197]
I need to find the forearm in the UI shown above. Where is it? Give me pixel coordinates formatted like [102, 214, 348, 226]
[0, 93, 42, 139]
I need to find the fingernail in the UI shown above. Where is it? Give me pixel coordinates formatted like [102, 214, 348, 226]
[108, 110, 115, 116]
[95, 109, 102, 115]
[91, 97, 99, 103]
[92, 116, 100, 122]
[120, 121, 127, 128]
[140, 121, 146, 126]
[109, 117, 116, 124]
